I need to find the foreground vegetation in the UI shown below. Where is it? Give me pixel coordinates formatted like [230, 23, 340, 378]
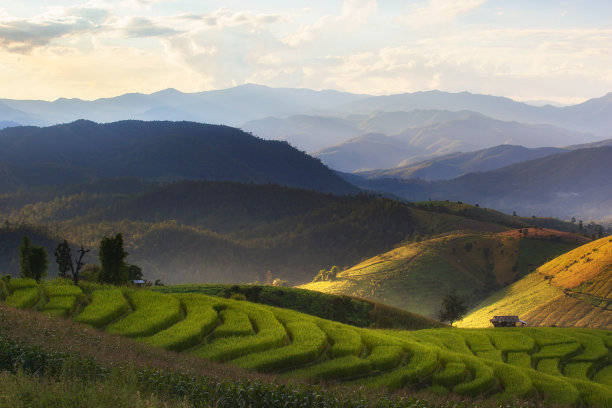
[1, 279, 611, 406]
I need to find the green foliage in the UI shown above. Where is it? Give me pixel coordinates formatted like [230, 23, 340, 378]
[5, 287, 39, 308]
[432, 361, 466, 387]
[140, 294, 218, 351]
[452, 358, 495, 396]
[3, 281, 612, 406]
[318, 322, 362, 358]
[191, 304, 286, 362]
[366, 345, 404, 371]
[74, 288, 128, 328]
[98, 233, 128, 285]
[54, 240, 73, 279]
[19, 236, 48, 282]
[106, 291, 180, 337]
[232, 320, 327, 372]
[211, 309, 253, 338]
[41, 283, 83, 316]
[7, 278, 37, 292]
[438, 290, 468, 325]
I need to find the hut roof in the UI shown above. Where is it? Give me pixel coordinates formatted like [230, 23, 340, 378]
[490, 315, 520, 322]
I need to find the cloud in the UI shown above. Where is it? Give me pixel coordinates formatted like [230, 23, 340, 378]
[398, 0, 487, 28]
[123, 17, 180, 37]
[282, 0, 377, 47]
[0, 4, 114, 53]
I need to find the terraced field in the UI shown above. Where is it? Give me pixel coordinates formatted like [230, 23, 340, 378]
[2, 278, 612, 406]
[459, 236, 612, 329]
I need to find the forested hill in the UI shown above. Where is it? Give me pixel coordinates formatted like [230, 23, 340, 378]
[0, 180, 508, 284]
[0, 120, 357, 194]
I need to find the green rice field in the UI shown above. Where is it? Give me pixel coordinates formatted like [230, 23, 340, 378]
[2, 281, 611, 406]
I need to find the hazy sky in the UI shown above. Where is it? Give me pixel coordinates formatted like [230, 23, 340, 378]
[1, 0, 611, 103]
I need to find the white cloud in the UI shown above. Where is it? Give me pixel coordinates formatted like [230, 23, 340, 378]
[398, 0, 487, 28]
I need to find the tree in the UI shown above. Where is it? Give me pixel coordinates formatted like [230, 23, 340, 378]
[19, 236, 48, 282]
[127, 264, 143, 281]
[54, 240, 73, 279]
[99, 233, 128, 285]
[438, 291, 468, 326]
[54, 240, 90, 285]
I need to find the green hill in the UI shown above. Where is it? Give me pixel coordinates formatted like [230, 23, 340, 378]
[152, 284, 445, 330]
[459, 236, 612, 329]
[1, 280, 612, 406]
[299, 230, 583, 318]
[0, 180, 510, 284]
[0, 120, 357, 194]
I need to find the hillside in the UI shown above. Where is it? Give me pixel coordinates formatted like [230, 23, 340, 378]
[352, 146, 612, 219]
[1, 280, 611, 407]
[0, 120, 357, 194]
[0, 180, 509, 284]
[459, 236, 612, 329]
[358, 145, 567, 181]
[314, 114, 590, 172]
[299, 230, 583, 318]
[152, 284, 445, 330]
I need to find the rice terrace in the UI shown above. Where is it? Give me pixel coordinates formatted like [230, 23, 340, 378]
[1, 276, 611, 407]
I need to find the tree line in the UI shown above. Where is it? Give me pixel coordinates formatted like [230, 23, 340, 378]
[17, 233, 145, 286]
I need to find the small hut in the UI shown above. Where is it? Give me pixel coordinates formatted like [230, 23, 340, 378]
[490, 315, 527, 327]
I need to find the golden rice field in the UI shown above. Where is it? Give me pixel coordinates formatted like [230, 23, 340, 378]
[459, 237, 612, 329]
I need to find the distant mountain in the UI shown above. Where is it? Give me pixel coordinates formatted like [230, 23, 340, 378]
[314, 113, 591, 172]
[337, 90, 612, 136]
[0, 120, 358, 194]
[0, 84, 364, 127]
[0, 121, 20, 130]
[459, 236, 612, 329]
[352, 146, 612, 219]
[240, 110, 477, 152]
[359, 145, 568, 180]
[240, 115, 360, 152]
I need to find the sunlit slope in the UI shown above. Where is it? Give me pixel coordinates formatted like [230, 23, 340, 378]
[459, 237, 612, 329]
[299, 231, 580, 318]
[3, 279, 612, 406]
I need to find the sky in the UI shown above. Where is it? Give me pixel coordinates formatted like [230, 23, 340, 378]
[1, 0, 611, 104]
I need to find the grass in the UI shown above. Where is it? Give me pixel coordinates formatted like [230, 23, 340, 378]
[74, 288, 129, 328]
[106, 291, 181, 338]
[7, 278, 37, 292]
[211, 308, 254, 338]
[139, 294, 219, 351]
[299, 231, 583, 320]
[6, 287, 39, 308]
[232, 320, 327, 372]
[155, 283, 445, 330]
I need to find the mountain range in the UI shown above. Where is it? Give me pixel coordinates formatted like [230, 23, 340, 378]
[348, 146, 612, 219]
[313, 113, 590, 172]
